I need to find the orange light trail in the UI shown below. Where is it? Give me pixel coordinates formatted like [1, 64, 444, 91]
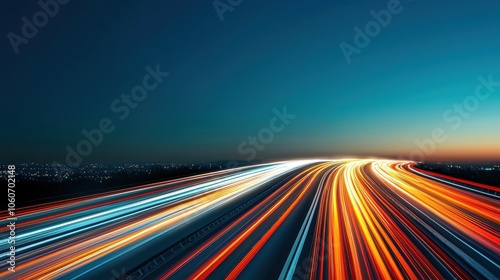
[1, 160, 498, 280]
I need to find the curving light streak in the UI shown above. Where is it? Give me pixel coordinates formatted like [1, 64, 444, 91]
[1, 159, 498, 280]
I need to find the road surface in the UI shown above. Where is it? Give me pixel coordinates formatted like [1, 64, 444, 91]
[1, 159, 498, 279]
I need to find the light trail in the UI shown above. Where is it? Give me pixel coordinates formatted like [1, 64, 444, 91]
[1, 159, 498, 279]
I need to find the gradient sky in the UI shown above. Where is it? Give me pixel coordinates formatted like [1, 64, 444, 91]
[1, 0, 500, 164]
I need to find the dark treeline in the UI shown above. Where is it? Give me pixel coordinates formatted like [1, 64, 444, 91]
[416, 163, 500, 187]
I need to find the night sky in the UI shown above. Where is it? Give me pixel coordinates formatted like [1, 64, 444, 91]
[1, 0, 500, 164]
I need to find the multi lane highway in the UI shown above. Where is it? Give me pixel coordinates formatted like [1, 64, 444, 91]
[1, 159, 499, 279]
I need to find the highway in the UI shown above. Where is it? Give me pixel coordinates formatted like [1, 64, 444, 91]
[1, 159, 499, 279]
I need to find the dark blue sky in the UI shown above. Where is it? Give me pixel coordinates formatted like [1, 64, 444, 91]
[1, 0, 500, 164]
